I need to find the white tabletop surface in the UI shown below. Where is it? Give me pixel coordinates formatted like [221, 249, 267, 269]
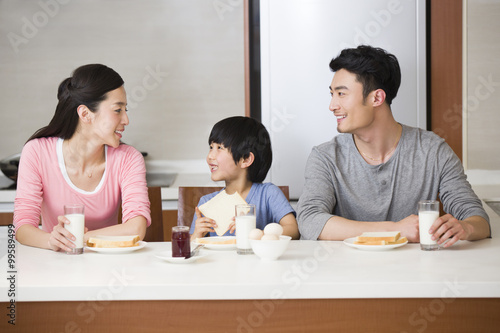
[1, 234, 499, 302]
[1, 184, 499, 302]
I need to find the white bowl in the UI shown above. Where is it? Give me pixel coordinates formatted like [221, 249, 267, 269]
[250, 235, 291, 260]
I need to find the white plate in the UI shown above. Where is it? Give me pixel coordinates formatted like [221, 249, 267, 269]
[85, 241, 147, 254]
[194, 236, 236, 250]
[155, 251, 207, 264]
[343, 237, 408, 251]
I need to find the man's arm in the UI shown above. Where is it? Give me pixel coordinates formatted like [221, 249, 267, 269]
[435, 141, 490, 243]
[318, 214, 420, 242]
[297, 147, 338, 240]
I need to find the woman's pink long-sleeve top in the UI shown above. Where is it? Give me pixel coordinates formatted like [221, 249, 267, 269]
[13, 137, 151, 233]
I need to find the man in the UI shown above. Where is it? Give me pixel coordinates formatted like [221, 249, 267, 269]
[297, 45, 490, 247]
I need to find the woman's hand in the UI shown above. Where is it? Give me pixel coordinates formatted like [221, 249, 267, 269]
[47, 216, 76, 252]
[191, 207, 217, 239]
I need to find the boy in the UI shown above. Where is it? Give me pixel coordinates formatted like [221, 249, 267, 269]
[190, 116, 299, 240]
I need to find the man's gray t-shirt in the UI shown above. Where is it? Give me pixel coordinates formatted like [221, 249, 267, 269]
[297, 124, 489, 240]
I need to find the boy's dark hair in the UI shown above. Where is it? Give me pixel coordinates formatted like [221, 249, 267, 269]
[209, 116, 272, 183]
[329, 45, 401, 105]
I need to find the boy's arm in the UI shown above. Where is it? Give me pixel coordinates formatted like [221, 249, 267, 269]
[279, 213, 300, 240]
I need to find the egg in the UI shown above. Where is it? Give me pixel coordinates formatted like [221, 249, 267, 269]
[263, 223, 283, 237]
[249, 228, 264, 240]
[261, 234, 279, 241]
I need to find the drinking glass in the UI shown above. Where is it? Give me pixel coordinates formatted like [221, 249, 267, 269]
[235, 204, 256, 255]
[64, 204, 85, 255]
[418, 200, 440, 251]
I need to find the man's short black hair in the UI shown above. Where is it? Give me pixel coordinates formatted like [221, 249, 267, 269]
[329, 45, 401, 105]
[209, 116, 272, 183]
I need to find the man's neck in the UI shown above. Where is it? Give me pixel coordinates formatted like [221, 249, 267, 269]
[353, 117, 402, 165]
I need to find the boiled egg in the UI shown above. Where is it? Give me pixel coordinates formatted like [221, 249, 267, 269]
[249, 228, 264, 240]
[263, 223, 283, 237]
[261, 234, 279, 241]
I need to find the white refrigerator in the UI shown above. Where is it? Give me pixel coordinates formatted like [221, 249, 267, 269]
[260, 0, 427, 200]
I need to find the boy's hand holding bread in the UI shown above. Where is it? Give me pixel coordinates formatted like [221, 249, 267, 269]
[197, 190, 247, 236]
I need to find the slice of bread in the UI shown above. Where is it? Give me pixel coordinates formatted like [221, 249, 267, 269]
[87, 235, 140, 248]
[356, 231, 401, 243]
[195, 237, 236, 245]
[354, 240, 387, 245]
[198, 190, 247, 236]
[390, 236, 407, 245]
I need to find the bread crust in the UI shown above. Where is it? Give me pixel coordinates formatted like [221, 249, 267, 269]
[195, 237, 236, 245]
[354, 233, 407, 246]
[87, 235, 140, 248]
[356, 231, 401, 243]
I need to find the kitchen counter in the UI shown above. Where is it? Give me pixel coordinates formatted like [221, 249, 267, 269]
[1, 168, 497, 208]
[0, 172, 223, 211]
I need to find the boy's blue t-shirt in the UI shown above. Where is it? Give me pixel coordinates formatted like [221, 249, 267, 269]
[189, 182, 296, 236]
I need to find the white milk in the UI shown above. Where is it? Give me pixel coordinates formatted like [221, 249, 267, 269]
[235, 215, 256, 250]
[419, 211, 439, 245]
[64, 213, 85, 249]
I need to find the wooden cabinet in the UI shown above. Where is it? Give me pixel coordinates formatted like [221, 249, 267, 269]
[429, 0, 463, 160]
[0, 212, 13, 226]
[162, 210, 177, 242]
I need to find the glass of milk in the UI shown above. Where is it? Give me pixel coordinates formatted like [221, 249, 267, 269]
[235, 204, 256, 255]
[418, 200, 440, 251]
[64, 204, 85, 254]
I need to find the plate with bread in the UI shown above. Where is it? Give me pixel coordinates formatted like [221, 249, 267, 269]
[194, 236, 236, 250]
[85, 235, 146, 254]
[343, 231, 408, 251]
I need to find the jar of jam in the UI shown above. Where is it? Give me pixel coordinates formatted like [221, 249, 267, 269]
[171, 226, 191, 258]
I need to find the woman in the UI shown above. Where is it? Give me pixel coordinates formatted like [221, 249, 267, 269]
[13, 64, 151, 252]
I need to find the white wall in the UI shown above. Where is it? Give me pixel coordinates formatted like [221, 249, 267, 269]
[0, 0, 245, 164]
[466, 0, 500, 170]
[260, 0, 426, 199]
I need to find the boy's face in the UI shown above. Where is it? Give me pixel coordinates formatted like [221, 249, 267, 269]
[206, 142, 247, 183]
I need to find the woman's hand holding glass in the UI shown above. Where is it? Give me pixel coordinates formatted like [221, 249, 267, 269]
[48, 216, 88, 252]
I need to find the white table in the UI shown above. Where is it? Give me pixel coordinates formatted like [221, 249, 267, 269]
[2, 235, 500, 331]
[2, 239, 500, 303]
[1, 184, 499, 332]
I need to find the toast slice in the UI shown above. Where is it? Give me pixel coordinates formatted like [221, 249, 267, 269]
[389, 236, 407, 245]
[354, 240, 387, 245]
[198, 190, 247, 236]
[354, 237, 408, 246]
[356, 231, 401, 243]
[195, 237, 236, 245]
[87, 235, 140, 248]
